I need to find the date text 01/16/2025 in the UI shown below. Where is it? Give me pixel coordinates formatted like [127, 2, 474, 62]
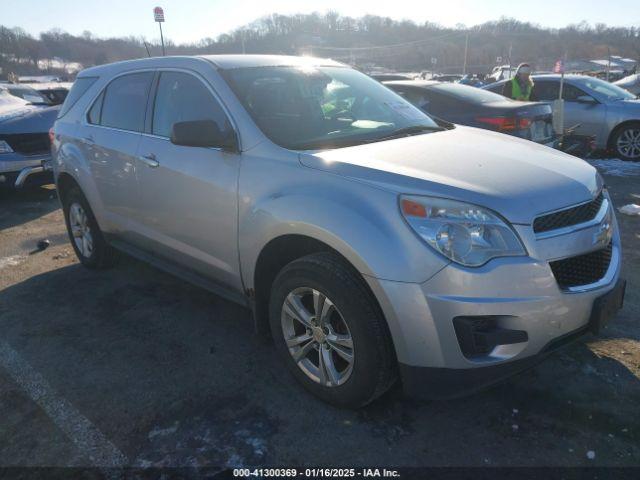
[233, 468, 401, 478]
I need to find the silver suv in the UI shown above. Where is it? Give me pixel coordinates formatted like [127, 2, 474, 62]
[52, 56, 625, 407]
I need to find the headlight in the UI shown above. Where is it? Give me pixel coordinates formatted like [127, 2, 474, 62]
[400, 195, 526, 267]
[0, 140, 14, 154]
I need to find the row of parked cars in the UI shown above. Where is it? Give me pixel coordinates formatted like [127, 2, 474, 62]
[378, 73, 640, 160]
[0, 82, 70, 189]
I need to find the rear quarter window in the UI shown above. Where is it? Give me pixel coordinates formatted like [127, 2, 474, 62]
[57, 77, 98, 118]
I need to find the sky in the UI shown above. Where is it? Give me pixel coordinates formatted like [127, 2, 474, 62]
[3, 0, 639, 44]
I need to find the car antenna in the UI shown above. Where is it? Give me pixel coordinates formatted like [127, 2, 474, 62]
[143, 40, 151, 58]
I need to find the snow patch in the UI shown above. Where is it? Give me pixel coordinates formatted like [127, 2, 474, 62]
[590, 159, 640, 177]
[0, 255, 24, 270]
[619, 204, 640, 216]
[148, 422, 179, 439]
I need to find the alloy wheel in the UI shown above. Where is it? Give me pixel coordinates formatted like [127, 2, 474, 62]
[69, 202, 93, 258]
[280, 287, 354, 387]
[616, 128, 640, 159]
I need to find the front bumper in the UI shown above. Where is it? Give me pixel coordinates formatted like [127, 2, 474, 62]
[0, 153, 53, 188]
[365, 198, 623, 398]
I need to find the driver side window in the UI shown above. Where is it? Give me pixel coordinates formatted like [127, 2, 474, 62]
[152, 71, 231, 138]
[562, 84, 589, 102]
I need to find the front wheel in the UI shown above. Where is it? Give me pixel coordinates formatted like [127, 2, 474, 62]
[269, 252, 397, 408]
[612, 123, 640, 161]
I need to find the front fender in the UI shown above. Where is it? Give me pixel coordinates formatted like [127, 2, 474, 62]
[238, 158, 449, 289]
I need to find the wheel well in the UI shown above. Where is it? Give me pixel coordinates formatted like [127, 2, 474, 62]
[252, 235, 380, 338]
[56, 172, 80, 204]
[607, 120, 640, 150]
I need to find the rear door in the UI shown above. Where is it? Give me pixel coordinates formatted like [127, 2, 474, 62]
[133, 70, 242, 290]
[81, 71, 154, 233]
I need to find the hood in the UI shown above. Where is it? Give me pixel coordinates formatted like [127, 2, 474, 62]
[299, 126, 600, 224]
[0, 95, 38, 123]
[0, 105, 60, 134]
[618, 98, 640, 107]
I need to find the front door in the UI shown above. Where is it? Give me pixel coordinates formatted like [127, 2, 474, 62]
[132, 70, 242, 290]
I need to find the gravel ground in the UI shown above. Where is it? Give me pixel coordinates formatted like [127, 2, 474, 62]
[0, 163, 638, 469]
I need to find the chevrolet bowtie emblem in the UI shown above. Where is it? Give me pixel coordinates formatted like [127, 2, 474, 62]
[593, 213, 613, 247]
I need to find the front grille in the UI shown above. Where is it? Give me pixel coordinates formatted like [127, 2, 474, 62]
[0, 133, 50, 155]
[549, 242, 613, 289]
[533, 192, 604, 234]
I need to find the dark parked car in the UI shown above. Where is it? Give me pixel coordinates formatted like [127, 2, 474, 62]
[385, 80, 555, 145]
[0, 90, 58, 188]
[370, 73, 414, 82]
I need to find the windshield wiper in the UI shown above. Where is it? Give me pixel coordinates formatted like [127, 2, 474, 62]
[289, 125, 445, 150]
[369, 125, 445, 143]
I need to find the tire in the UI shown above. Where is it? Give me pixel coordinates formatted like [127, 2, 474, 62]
[62, 186, 117, 269]
[269, 252, 397, 408]
[611, 123, 640, 161]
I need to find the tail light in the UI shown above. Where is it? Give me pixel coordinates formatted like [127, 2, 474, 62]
[476, 116, 532, 132]
[48, 128, 55, 146]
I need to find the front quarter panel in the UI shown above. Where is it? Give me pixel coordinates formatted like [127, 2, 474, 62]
[238, 143, 449, 289]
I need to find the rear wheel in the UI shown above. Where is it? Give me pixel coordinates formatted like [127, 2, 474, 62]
[62, 186, 117, 269]
[269, 252, 396, 408]
[612, 123, 640, 161]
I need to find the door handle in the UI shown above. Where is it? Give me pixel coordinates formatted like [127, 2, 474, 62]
[139, 153, 159, 168]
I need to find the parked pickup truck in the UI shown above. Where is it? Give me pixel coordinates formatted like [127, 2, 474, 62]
[52, 55, 624, 407]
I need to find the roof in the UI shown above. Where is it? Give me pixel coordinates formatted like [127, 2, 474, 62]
[78, 54, 346, 78]
[198, 54, 345, 69]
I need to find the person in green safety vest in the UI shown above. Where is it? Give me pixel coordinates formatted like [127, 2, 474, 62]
[502, 63, 535, 101]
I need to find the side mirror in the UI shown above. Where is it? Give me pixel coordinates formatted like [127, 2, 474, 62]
[575, 95, 598, 105]
[170, 120, 238, 152]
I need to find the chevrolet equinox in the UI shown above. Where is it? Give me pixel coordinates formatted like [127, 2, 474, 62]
[52, 55, 625, 407]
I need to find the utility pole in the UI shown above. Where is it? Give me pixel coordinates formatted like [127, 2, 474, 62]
[508, 42, 513, 78]
[606, 47, 611, 82]
[463, 32, 469, 75]
[241, 31, 246, 54]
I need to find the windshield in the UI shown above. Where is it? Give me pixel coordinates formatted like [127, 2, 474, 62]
[224, 66, 441, 150]
[580, 77, 635, 101]
[6, 85, 52, 105]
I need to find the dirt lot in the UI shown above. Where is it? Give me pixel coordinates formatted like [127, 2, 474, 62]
[0, 161, 639, 469]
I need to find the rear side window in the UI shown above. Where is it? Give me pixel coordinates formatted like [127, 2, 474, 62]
[87, 91, 104, 125]
[152, 71, 231, 138]
[100, 72, 153, 132]
[58, 77, 98, 118]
